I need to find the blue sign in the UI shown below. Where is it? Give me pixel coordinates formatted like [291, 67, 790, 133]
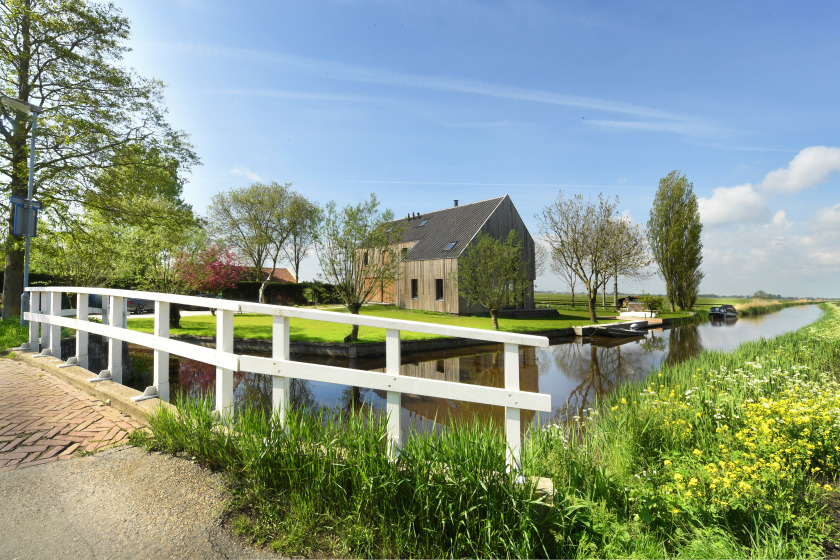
[9, 195, 42, 237]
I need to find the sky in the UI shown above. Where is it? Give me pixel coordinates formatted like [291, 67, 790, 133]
[119, 0, 840, 298]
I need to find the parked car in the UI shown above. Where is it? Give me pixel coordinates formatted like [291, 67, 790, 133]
[126, 298, 154, 315]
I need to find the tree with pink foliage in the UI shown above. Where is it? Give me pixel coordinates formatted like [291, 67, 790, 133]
[175, 245, 244, 295]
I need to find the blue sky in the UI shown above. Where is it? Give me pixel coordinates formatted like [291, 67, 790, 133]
[120, 0, 840, 298]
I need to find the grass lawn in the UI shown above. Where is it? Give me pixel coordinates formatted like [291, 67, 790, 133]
[126, 305, 632, 343]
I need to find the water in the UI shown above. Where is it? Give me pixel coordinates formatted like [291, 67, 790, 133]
[128, 305, 823, 434]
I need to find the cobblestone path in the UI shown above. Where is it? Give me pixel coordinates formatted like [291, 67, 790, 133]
[0, 359, 143, 473]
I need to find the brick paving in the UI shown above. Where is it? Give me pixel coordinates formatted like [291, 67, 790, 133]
[0, 359, 144, 473]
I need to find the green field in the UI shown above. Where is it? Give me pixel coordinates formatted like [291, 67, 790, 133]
[126, 305, 626, 343]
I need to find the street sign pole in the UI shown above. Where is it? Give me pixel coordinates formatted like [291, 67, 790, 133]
[20, 110, 39, 327]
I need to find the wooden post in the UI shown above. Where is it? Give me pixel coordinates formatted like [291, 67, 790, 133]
[272, 315, 290, 425]
[108, 295, 124, 383]
[154, 301, 170, 402]
[28, 291, 40, 352]
[216, 310, 234, 419]
[504, 343, 521, 470]
[76, 293, 89, 369]
[386, 328, 401, 458]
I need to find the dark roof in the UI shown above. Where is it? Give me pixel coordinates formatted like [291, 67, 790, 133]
[394, 196, 506, 260]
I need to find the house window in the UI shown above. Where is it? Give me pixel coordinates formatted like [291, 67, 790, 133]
[443, 241, 456, 251]
[435, 279, 444, 301]
[411, 279, 418, 299]
[363, 252, 369, 266]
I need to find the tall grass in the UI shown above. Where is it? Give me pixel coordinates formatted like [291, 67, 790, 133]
[527, 302, 840, 557]
[140, 397, 576, 558]
[0, 316, 28, 350]
[138, 303, 839, 558]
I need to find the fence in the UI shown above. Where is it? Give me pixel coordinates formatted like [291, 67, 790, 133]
[23, 286, 551, 468]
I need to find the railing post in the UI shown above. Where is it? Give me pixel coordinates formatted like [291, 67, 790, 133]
[107, 295, 124, 383]
[73, 293, 89, 368]
[154, 302, 170, 402]
[216, 309, 234, 419]
[27, 290, 40, 352]
[504, 343, 521, 470]
[386, 328, 401, 459]
[272, 315, 290, 425]
[46, 291, 61, 357]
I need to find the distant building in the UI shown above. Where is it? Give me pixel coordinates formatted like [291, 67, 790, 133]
[370, 195, 535, 314]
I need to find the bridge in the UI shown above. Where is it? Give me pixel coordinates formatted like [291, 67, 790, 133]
[21, 286, 551, 468]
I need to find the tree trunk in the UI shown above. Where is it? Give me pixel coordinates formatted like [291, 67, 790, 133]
[169, 303, 181, 329]
[613, 273, 619, 311]
[602, 285, 607, 310]
[588, 294, 598, 323]
[490, 309, 500, 330]
[2, 247, 24, 319]
[345, 303, 362, 342]
[570, 287, 575, 307]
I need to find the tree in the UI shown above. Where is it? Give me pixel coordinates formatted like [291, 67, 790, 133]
[316, 193, 403, 342]
[207, 182, 293, 304]
[174, 245, 243, 296]
[282, 193, 321, 282]
[538, 191, 629, 323]
[0, 0, 198, 317]
[647, 171, 704, 311]
[550, 251, 578, 307]
[603, 217, 652, 310]
[455, 230, 529, 330]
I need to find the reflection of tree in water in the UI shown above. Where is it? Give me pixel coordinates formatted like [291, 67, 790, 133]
[664, 325, 704, 367]
[550, 339, 654, 422]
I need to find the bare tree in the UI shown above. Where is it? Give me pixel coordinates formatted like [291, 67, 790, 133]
[550, 249, 578, 308]
[207, 182, 293, 304]
[538, 191, 622, 323]
[604, 217, 652, 310]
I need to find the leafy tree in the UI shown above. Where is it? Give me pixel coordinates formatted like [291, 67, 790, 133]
[282, 193, 321, 282]
[455, 230, 529, 330]
[0, 0, 198, 317]
[316, 193, 403, 342]
[538, 191, 631, 323]
[647, 170, 704, 311]
[207, 182, 293, 304]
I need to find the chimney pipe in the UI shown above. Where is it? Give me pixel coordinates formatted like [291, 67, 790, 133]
[454, 200, 459, 207]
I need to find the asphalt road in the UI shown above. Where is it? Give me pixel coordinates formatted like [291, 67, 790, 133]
[0, 445, 283, 560]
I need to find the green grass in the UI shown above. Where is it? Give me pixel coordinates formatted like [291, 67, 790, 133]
[137, 399, 568, 558]
[0, 316, 28, 350]
[526, 302, 840, 557]
[126, 305, 622, 343]
[137, 302, 840, 558]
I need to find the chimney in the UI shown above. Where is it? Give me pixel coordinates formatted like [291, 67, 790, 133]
[454, 200, 459, 207]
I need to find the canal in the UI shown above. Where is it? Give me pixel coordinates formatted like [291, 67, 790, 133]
[127, 304, 822, 434]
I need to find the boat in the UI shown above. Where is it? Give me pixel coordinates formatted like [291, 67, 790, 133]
[709, 304, 738, 318]
[574, 321, 647, 338]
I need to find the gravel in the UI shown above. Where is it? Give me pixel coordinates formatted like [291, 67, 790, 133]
[0, 445, 284, 560]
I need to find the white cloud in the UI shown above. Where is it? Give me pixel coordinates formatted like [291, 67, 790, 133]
[758, 146, 840, 193]
[229, 166, 262, 182]
[698, 184, 769, 227]
[814, 202, 840, 230]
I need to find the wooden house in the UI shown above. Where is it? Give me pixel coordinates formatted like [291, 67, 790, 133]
[373, 195, 535, 315]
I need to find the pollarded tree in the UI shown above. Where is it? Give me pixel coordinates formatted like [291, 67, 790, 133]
[455, 230, 529, 330]
[207, 182, 293, 304]
[538, 191, 624, 323]
[0, 0, 198, 317]
[316, 193, 403, 342]
[647, 170, 704, 311]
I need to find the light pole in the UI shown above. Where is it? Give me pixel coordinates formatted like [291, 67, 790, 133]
[1, 96, 43, 326]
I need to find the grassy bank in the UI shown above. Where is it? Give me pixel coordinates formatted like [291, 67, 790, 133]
[126, 305, 621, 343]
[527, 302, 840, 557]
[135, 302, 840, 557]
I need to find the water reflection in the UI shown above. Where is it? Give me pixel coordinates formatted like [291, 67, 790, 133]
[129, 305, 823, 434]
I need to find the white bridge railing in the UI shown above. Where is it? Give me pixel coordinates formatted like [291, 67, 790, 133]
[23, 286, 551, 468]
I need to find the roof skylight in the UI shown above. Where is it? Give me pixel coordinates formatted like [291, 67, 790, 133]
[443, 242, 456, 251]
